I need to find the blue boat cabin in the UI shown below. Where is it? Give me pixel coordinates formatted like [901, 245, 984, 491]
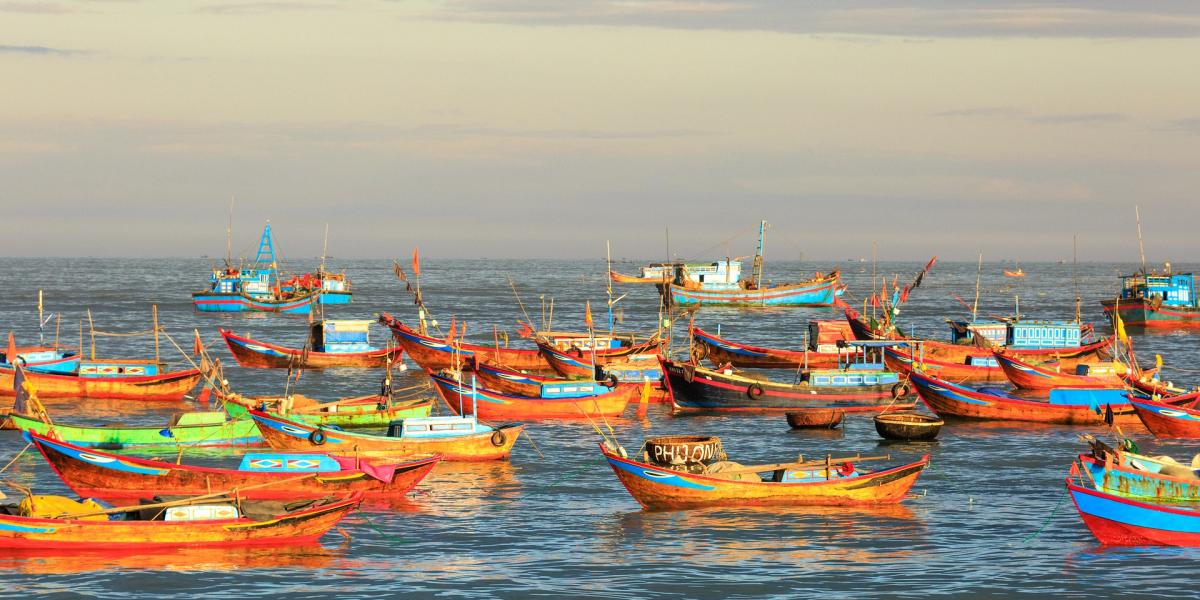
[949, 320, 1083, 350]
[807, 341, 901, 388]
[1116, 272, 1198, 308]
[310, 320, 374, 353]
[77, 359, 163, 378]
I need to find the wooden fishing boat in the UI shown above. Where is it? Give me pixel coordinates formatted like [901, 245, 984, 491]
[427, 370, 633, 420]
[883, 338, 1111, 384]
[378, 313, 550, 371]
[27, 431, 440, 501]
[873, 412, 943, 441]
[993, 351, 1126, 391]
[611, 260, 739, 285]
[1066, 477, 1200, 546]
[662, 343, 915, 414]
[0, 363, 201, 401]
[601, 442, 929, 509]
[5, 412, 264, 449]
[192, 290, 318, 314]
[535, 337, 663, 382]
[1101, 271, 1200, 328]
[218, 392, 433, 429]
[220, 323, 402, 369]
[658, 221, 844, 308]
[908, 370, 1140, 425]
[1079, 450, 1200, 502]
[1129, 394, 1200, 438]
[785, 409, 843, 429]
[690, 322, 855, 370]
[248, 410, 523, 461]
[1, 345, 79, 375]
[1004, 261, 1025, 278]
[0, 493, 362, 549]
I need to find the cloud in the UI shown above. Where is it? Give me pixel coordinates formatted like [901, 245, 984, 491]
[423, 1, 1200, 38]
[195, 1, 343, 14]
[1162, 117, 1200, 134]
[1028, 112, 1128, 125]
[934, 107, 1130, 126]
[0, 44, 84, 55]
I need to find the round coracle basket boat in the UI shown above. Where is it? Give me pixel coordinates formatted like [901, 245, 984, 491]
[643, 435, 726, 467]
[785, 409, 844, 430]
[874, 412, 944, 441]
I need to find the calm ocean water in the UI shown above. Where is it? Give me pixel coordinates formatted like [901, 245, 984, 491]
[2, 257, 1199, 598]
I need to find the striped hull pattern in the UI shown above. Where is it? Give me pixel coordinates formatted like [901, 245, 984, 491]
[0, 367, 201, 401]
[5, 413, 265, 449]
[535, 339, 664, 380]
[0, 496, 361, 549]
[29, 432, 440, 501]
[1068, 480, 1200, 546]
[661, 359, 910, 413]
[220, 395, 433, 429]
[428, 371, 633, 420]
[603, 445, 929, 509]
[909, 371, 1140, 426]
[220, 329, 403, 369]
[1101, 299, 1200, 328]
[884, 339, 1111, 384]
[192, 292, 317, 314]
[663, 278, 841, 307]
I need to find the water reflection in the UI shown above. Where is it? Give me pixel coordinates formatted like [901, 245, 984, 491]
[0, 541, 353, 574]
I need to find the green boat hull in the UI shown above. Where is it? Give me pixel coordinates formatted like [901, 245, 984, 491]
[221, 398, 432, 429]
[6, 414, 264, 449]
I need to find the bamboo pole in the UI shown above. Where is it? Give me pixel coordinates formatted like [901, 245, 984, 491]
[152, 304, 160, 365]
[54, 314, 60, 351]
[86, 310, 95, 360]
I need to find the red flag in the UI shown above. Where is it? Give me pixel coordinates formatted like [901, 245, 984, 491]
[193, 330, 204, 356]
[585, 301, 594, 329]
[870, 294, 879, 308]
[412, 247, 421, 277]
[924, 256, 938, 273]
[900, 287, 910, 304]
[445, 317, 457, 344]
[6, 332, 16, 366]
[892, 275, 899, 292]
[392, 260, 406, 281]
[516, 321, 534, 338]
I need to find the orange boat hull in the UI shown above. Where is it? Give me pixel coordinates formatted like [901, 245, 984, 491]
[994, 352, 1124, 391]
[0, 367, 201, 401]
[221, 329, 402, 369]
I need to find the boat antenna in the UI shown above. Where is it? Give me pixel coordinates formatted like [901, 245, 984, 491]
[752, 220, 767, 289]
[1135, 204, 1147, 276]
[606, 240, 614, 333]
[871, 241, 877, 321]
[665, 226, 671, 264]
[1073, 234, 1081, 323]
[225, 195, 234, 268]
[319, 223, 329, 274]
[972, 252, 983, 323]
[37, 289, 43, 345]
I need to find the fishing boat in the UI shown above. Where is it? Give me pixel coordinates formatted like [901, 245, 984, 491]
[0, 362, 201, 401]
[658, 222, 843, 308]
[908, 370, 1141, 425]
[378, 313, 550, 371]
[1101, 271, 1200, 328]
[882, 319, 1105, 384]
[193, 223, 324, 314]
[1066, 476, 1200, 546]
[218, 391, 433, 429]
[0, 492, 362, 549]
[690, 321, 856, 369]
[220, 321, 403, 369]
[427, 370, 633, 420]
[4, 412, 263, 449]
[535, 337, 663, 383]
[662, 342, 915, 414]
[600, 439, 929, 509]
[873, 412, 944, 441]
[0, 343, 79, 375]
[611, 260, 740, 285]
[1079, 443, 1200, 502]
[1128, 394, 1200, 438]
[248, 410, 523, 461]
[1004, 261, 1025, 277]
[26, 431, 440, 501]
[993, 351, 1128, 391]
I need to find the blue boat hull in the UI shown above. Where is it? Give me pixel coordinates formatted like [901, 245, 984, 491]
[663, 279, 842, 307]
[192, 292, 315, 314]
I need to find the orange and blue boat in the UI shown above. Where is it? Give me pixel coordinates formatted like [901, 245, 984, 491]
[690, 322, 856, 369]
[379, 313, 549, 371]
[26, 431, 440, 502]
[1067, 475, 1200, 546]
[601, 442, 928, 509]
[993, 351, 1127, 391]
[220, 321, 403, 369]
[0, 493, 362, 549]
[193, 223, 324, 314]
[1101, 271, 1200, 329]
[909, 370, 1141, 425]
[428, 370, 633, 420]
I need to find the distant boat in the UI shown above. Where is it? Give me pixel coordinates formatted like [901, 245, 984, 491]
[1004, 260, 1025, 277]
[611, 260, 741, 285]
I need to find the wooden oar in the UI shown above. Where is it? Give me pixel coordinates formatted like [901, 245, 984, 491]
[48, 473, 320, 520]
[707, 454, 891, 477]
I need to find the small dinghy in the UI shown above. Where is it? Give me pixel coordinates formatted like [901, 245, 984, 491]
[874, 412, 944, 441]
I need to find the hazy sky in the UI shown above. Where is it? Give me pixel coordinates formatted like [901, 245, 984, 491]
[2, 1, 1199, 262]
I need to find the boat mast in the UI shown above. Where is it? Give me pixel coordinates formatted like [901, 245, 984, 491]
[1073, 234, 1081, 322]
[606, 240, 614, 333]
[225, 196, 234, 268]
[319, 223, 329, 274]
[971, 253, 983, 323]
[37, 289, 43, 345]
[871, 241, 877, 321]
[1135, 204, 1148, 276]
[752, 220, 766, 289]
